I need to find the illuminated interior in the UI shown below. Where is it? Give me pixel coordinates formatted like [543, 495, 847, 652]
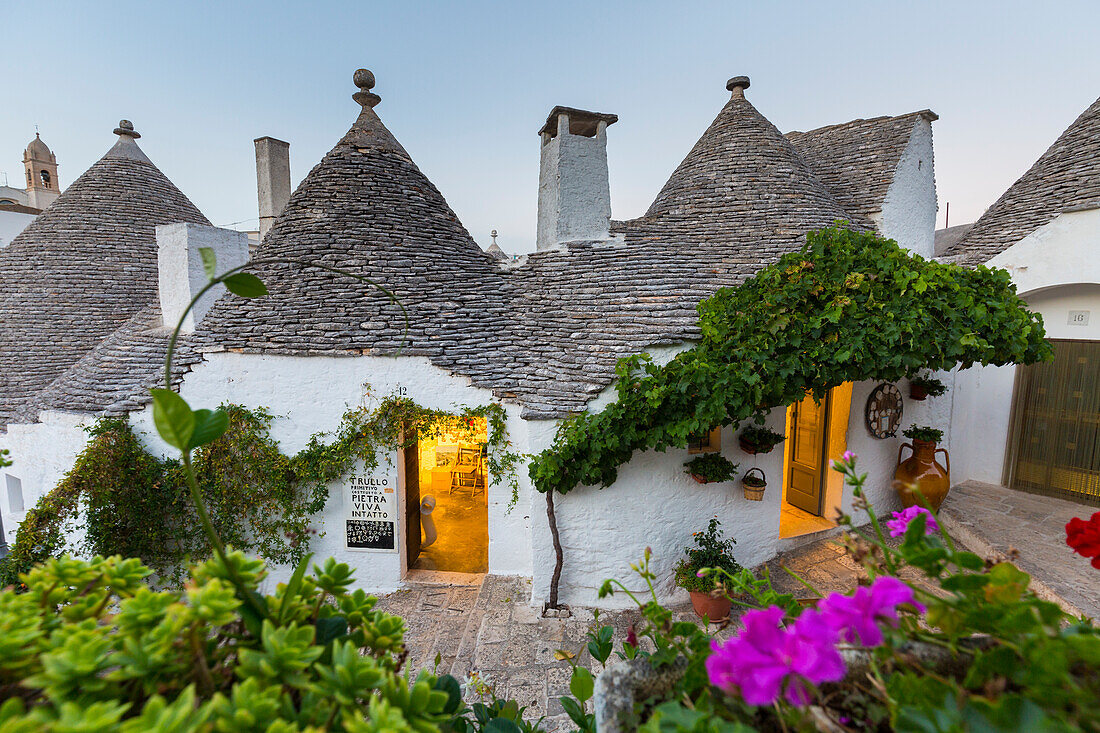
[411, 418, 489, 573]
[779, 384, 852, 539]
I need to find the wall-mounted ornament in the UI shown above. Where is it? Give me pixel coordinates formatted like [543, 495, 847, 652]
[865, 383, 903, 439]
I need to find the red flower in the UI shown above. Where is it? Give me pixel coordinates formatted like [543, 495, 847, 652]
[1066, 512, 1100, 569]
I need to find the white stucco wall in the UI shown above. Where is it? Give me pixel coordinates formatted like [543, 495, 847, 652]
[948, 207, 1100, 486]
[128, 352, 535, 593]
[528, 378, 937, 609]
[0, 210, 36, 249]
[0, 410, 95, 548]
[874, 117, 937, 258]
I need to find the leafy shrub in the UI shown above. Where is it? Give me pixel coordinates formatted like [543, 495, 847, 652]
[530, 226, 1050, 497]
[0, 551, 493, 731]
[674, 518, 742, 593]
[737, 425, 784, 453]
[902, 424, 944, 443]
[586, 455, 1100, 731]
[907, 372, 947, 397]
[683, 453, 738, 483]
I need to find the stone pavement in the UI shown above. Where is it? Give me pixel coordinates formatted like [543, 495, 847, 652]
[940, 481, 1098, 619]
[373, 531, 915, 730]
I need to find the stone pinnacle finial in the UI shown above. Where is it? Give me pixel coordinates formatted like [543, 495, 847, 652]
[353, 68, 381, 109]
[491, 229, 498, 244]
[113, 119, 141, 139]
[726, 76, 750, 98]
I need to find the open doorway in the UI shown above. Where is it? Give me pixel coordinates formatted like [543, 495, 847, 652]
[780, 385, 852, 539]
[404, 418, 489, 574]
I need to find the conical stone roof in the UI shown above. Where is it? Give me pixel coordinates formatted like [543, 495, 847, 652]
[637, 77, 854, 240]
[943, 95, 1100, 266]
[198, 71, 508, 364]
[0, 122, 209, 428]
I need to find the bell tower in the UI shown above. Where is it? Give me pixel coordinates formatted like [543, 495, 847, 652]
[23, 133, 59, 210]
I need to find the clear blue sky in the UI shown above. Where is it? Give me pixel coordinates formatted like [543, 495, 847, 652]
[3, 1, 1099, 252]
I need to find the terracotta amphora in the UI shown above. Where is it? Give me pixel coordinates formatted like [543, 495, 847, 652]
[895, 439, 951, 511]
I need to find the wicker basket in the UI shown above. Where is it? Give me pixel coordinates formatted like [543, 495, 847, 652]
[741, 467, 767, 501]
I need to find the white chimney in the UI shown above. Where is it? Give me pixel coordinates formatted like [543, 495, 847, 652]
[536, 107, 617, 251]
[157, 223, 250, 331]
[254, 136, 291, 240]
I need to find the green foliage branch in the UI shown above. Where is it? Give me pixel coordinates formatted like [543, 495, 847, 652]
[907, 371, 948, 396]
[0, 550, 498, 731]
[682, 453, 738, 483]
[902, 424, 945, 444]
[673, 517, 742, 593]
[529, 226, 1051, 497]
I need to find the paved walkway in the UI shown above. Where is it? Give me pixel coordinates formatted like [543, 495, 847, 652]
[374, 531, 920, 730]
[940, 481, 1098, 619]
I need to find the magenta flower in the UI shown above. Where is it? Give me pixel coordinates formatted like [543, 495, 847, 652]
[706, 606, 844, 706]
[818, 577, 924, 647]
[842, 450, 856, 463]
[886, 506, 939, 538]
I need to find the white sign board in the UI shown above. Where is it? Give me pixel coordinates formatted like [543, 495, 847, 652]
[344, 472, 398, 553]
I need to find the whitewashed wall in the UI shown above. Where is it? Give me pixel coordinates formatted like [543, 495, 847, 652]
[128, 352, 535, 592]
[0, 410, 94, 548]
[874, 117, 937, 259]
[528, 378, 936, 609]
[949, 207, 1100, 486]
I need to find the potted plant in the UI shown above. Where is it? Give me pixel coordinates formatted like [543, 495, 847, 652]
[683, 453, 738, 484]
[896, 424, 950, 510]
[674, 517, 742, 622]
[908, 373, 947, 401]
[740, 468, 767, 501]
[738, 424, 785, 454]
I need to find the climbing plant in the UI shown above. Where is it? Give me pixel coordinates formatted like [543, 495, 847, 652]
[531, 226, 1050, 497]
[528, 225, 1051, 606]
[0, 398, 519, 588]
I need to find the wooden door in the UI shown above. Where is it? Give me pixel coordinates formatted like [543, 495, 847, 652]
[404, 440, 421, 566]
[787, 391, 830, 515]
[1008, 340, 1100, 506]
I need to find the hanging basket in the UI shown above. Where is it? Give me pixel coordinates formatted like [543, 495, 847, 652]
[741, 467, 767, 501]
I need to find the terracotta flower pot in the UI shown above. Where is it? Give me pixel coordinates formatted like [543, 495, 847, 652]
[690, 474, 714, 484]
[895, 439, 950, 511]
[910, 384, 928, 401]
[689, 590, 731, 622]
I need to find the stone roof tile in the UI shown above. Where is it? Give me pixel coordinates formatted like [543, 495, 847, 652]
[0, 126, 209, 429]
[942, 95, 1100, 265]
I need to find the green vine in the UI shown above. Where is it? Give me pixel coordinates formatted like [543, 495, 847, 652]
[0, 395, 520, 587]
[530, 226, 1051, 497]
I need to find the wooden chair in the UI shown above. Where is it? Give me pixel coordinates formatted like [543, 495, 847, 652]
[449, 446, 483, 496]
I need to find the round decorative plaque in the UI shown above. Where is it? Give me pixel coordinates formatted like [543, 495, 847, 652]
[865, 383, 903, 439]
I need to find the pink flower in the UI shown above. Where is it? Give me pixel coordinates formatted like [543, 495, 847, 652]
[818, 577, 924, 647]
[625, 624, 638, 647]
[886, 506, 939, 538]
[706, 606, 844, 706]
[842, 450, 856, 463]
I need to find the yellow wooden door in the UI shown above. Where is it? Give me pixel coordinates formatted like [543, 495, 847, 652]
[787, 391, 830, 515]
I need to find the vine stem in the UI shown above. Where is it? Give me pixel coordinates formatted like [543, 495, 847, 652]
[546, 490, 564, 609]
